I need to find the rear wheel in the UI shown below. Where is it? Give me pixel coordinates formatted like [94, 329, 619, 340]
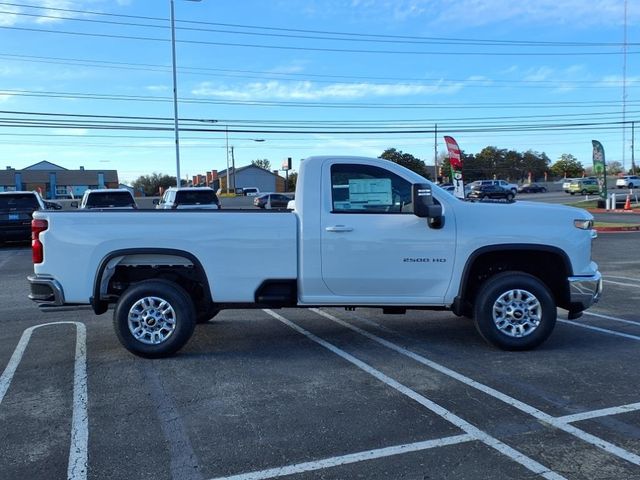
[473, 272, 556, 351]
[506, 193, 514, 201]
[113, 279, 196, 358]
[581, 189, 587, 195]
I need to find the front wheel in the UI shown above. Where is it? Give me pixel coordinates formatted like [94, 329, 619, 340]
[113, 279, 196, 358]
[473, 272, 556, 351]
[506, 193, 514, 201]
[581, 189, 588, 195]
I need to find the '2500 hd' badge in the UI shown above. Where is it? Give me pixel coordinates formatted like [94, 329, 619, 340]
[403, 257, 447, 263]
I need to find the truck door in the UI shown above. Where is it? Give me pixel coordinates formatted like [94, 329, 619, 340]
[320, 162, 456, 302]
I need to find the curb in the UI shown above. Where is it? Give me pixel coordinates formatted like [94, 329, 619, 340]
[587, 208, 640, 215]
[594, 225, 640, 232]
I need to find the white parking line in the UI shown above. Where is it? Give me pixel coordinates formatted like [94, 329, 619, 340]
[584, 311, 640, 327]
[605, 275, 640, 282]
[311, 308, 640, 467]
[264, 309, 565, 480]
[206, 434, 473, 480]
[559, 320, 640, 341]
[603, 279, 640, 288]
[556, 402, 640, 425]
[0, 322, 88, 480]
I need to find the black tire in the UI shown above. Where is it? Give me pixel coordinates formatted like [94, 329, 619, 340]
[506, 193, 514, 201]
[629, 183, 635, 189]
[581, 189, 587, 195]
[113, 279, 196, 358]
[570, 192, 575, 195]
[473, 271, 556, 351]
[196, 308, 221, 324]
[541, 187, 547, 193]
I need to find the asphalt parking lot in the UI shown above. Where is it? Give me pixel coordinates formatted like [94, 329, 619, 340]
[1, 232, 639, 480]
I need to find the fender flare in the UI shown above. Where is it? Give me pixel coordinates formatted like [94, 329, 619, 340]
[90, 248, 212, 315]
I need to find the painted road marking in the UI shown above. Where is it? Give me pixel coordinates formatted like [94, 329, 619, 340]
[311, 308, 640, 467]
[0, 322, 88, 480]
[603, 279, 640, 288]
[556, 402, 640, 424]
[584, 311, 640, 327]
[604, 275, 640, 282]
[559, 319, 640, 341]
[264, 309, 565, 480]
[206, 434, 474, 480]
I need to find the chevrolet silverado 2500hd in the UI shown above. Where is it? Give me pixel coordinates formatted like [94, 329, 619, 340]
[28, 156, 602, 357]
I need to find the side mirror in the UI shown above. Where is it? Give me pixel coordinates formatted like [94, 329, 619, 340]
[412, 183, 444, 228]
[153, 199, 160, 205]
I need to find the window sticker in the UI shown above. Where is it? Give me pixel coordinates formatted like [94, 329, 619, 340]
[348, 178, 392, 206]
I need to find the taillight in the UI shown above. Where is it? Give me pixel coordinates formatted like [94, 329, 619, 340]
[32, 219, 48, 264]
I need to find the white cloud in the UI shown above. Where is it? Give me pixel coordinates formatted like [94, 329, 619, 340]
[0, 1, 129, 26]
[0, 94, 13, 103]
[50, 128, 89, 136]
[146, 85, 170, 93]
[192, 80, 463, 101]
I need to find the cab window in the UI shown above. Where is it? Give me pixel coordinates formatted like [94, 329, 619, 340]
[330, 164, 413, 214]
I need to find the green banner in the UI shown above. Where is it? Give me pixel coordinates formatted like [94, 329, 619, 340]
[591, 140, 608, 200]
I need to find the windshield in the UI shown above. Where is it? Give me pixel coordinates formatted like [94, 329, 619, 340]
[175, 190, 218, 205]
[0, 193, 40, 211]
[85, 191, 135, 208]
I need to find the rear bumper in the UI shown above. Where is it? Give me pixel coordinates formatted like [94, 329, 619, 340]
[568, 271, 602, 311]
[27, 274, 65, 305]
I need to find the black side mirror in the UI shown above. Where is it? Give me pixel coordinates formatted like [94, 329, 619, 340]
[153, 199, 160, 205]
[412, 183, 444, 229]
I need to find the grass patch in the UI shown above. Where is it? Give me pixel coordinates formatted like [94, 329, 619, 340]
[595, 221, 640, 228]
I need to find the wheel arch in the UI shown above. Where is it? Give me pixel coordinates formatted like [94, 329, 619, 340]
[453, 244, 573, 316]
[91, 248, 212, 315]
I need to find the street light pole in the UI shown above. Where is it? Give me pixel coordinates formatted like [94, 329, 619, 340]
[169, 0, 181, 187]
[169, 0, 201, 188]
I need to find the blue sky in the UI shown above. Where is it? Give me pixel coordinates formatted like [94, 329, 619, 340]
[1, 0, 639, 183]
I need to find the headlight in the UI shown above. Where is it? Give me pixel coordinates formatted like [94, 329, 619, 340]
[574, 219, 594, 230]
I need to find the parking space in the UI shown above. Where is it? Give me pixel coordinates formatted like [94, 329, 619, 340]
[1, 233, 640, 479]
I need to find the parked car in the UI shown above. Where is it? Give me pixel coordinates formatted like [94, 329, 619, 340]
[242, 187, 260, 197]
[518, 183, 547, 193]
[0, 191, 47, 243]
[467, 184, 515, 201]
[156, 187, 220, 209]
[80, 189, 137, 209]
[567, 179, 599, 196]
[562, 178, 577, 193]
[469, 179, 518, 194]
[253, 193, 292, 209]
[616, 175, 640, 189]
[441, 184, 471, 197]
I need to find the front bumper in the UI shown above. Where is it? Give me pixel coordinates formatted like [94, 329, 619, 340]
[27, 274, 65, 305]
[568, 271, 602, 311]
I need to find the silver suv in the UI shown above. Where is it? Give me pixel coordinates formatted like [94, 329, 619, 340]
[156, 187, 220, 209]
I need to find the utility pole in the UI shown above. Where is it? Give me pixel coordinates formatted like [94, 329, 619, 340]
[434, 123, 438, 181]
[632, 121, 637, 174]
[225, 126, 230, 194]
[230, 146, 236, 192]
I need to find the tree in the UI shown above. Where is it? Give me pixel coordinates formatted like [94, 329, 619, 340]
[379, 148, 430, 178]
[251, 159, 271, 170]
[131, 173, 176, 196]
[606, 161, 623, 175]
[550, 154, 584, 179]
[286, 171, 298, 191]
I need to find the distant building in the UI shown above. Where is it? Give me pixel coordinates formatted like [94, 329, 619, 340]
[193, 165, 287, 193]
[0, 161, 119, 199]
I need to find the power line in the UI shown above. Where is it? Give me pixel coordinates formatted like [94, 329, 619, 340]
[1, 1, 637, 48]
[2, 25, 638, 57]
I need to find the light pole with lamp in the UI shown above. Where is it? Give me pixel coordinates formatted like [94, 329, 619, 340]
[227, 139, 266, 194]
[170, 0, 201, 187]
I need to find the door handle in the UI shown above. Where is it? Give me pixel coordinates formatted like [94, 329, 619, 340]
[325, 225, 353, 233]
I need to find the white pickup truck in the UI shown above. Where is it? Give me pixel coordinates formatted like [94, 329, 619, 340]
[28, 156, 602, 357]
